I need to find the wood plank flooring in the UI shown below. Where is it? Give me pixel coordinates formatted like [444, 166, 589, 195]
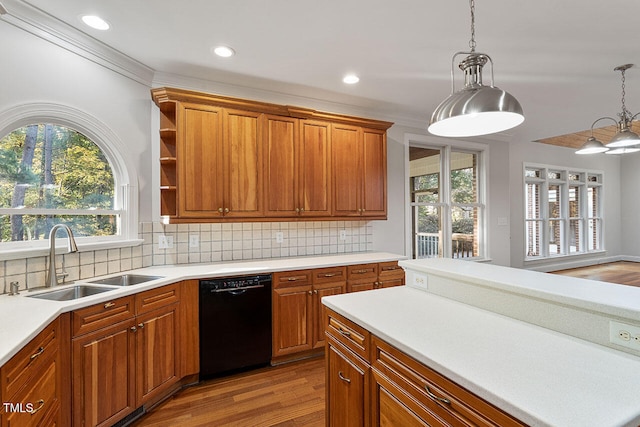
[551, 261, 640, 287]
[132, 357, 325, 427]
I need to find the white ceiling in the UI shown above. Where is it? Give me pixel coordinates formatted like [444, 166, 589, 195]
[9, 0, 640, 144]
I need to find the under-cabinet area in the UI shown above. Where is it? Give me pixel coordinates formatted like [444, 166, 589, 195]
[0, 253, 404, 427]
[151, 87, 393, 223]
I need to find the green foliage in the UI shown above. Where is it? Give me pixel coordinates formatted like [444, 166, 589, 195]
[0, 124, 116, 242]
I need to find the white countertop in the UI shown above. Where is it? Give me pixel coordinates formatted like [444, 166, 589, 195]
[0, 252, 404, 366]
[323, 287, 640, 427]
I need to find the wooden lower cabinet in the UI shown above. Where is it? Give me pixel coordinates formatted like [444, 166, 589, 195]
[347, 261, 405, 293]
[72, 319, 137, 427]
[72, 284, 182, 427]
[272, 268, 346, 360]
[325, 308, 525, 427]
[326, 336, 369, 427]
[0, 315, 70, 427]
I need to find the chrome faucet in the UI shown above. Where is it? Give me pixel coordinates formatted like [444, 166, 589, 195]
[46, 224, 78, 287]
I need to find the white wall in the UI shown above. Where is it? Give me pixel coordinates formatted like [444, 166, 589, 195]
[0, 21, 153, 218]
[620, 152, 640, 258]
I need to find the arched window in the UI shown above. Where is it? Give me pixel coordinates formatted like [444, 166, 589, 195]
[0, 124, 117, 241]
[0, 103, 139, 256]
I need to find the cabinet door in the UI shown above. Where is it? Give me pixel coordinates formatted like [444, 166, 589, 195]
[312, 282, 345, 349]
[300, 120, 331, 217]
[179, 104, 224, 217]
[264, 115, 298, 217]
[332, 124, 362, 217]
[272, 285, 313, 357]
[361, 128, 387, 217]
[326, 339, 368, 427]
[136, 304, 180, 405]
[223, 109, 263, 217]
[72, 320, 136, 427]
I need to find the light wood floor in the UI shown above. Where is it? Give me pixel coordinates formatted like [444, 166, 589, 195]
[551, 261, 640, 287]
[132, 357, 325, 427]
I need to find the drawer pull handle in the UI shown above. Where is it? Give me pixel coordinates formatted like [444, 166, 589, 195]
[338, 328, 351, 338]
[338, 371, 351, 383]
[30, 346, 45, 360]
[425, 386, 451, 405]
[104, 302, 116, 309]
[28, 399, 45, 415]
[287, 277, 298, 281]
[323, 273, 336, 277]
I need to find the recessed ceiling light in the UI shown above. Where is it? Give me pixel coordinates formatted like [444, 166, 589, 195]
[343, 74, 360, 84]
[213, 46, 236, 58]
[81, 15, 110, 30]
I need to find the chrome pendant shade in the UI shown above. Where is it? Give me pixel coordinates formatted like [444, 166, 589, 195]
[428, 0, 524, 137]
[576, 64, 640, 155]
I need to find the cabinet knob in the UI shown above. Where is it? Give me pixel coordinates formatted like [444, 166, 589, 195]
[131, 326, 137, 332]
[224, 208, 229, 213]
[218, 207, 223, 213]
[138, 323, 145, 329]
[313, 290, 318, 294]
[295, 208, 300, 213]
[308, 290, 313, 295]
[300, 208, 304, 212]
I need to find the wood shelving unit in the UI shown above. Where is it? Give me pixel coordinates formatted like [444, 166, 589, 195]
[158, 101, 177, 217]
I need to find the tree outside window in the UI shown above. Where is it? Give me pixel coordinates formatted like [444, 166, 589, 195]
[0, 124, 116, 242]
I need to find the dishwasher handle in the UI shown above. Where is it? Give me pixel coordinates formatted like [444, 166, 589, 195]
[208, 284, 266, 293]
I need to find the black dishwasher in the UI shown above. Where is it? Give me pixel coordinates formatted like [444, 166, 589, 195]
[199, 274, 272, 379]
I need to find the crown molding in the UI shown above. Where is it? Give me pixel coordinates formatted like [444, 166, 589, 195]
[0, 0, 154, 86]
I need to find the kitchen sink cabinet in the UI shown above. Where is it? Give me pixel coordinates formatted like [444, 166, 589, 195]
[0, 314, 70, 427]
[71, 284, 182, 427]
[151, 87, 392, 223]
[263, 117, 332, 218]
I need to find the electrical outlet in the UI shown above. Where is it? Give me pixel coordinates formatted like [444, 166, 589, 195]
[609, 320, 640, 349]
[189, 234, 199, 248]
[275, 231, 284, 244]
[412, 273, 428, 289]
[158, 235, 169, 249]
[339, 229, 347, 241]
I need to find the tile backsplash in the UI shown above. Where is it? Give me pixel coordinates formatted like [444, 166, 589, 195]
[1, 221, 373, 293]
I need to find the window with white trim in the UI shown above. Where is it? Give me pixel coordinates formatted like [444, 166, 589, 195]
[0, 123, 119, 243]
[524, 164, 603, 259]
[410, 145, 485, 259]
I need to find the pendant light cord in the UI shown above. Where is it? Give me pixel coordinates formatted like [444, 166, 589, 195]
[469, 0, 476, 52]
[620, 67, 631, 121]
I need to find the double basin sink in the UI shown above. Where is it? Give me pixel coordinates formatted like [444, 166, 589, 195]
[27, 274, 165, 301]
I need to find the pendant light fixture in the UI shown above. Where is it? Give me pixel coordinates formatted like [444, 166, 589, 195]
[428, 0, 524, 137]
[576, 64, 640, 155]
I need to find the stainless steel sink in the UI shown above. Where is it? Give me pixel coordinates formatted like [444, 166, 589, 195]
[88, 274, 165, 286]
[28, 285, 114, 301]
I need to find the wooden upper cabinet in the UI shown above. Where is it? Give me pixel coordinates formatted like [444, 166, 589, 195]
[300, 120, 331, 217]
[223, 109, 263, 218]
[332, 125, 387, 218]
[180, 103, 224, 217]
[151, 87, 391, 222]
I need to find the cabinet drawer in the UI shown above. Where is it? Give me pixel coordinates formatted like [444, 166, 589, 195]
[373, 337, 525, 427]
[347, 263, 378, 280]
[378, 261, 404, 279]
[326, 310, 370, 363]
[135, 283, 180, 315]
[3, 359, 58, 427]
[72, 296, 135, 337]
[1, 319, 59, 401]
[312, 266, 346, 284]
[273, 270, 312, 288]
